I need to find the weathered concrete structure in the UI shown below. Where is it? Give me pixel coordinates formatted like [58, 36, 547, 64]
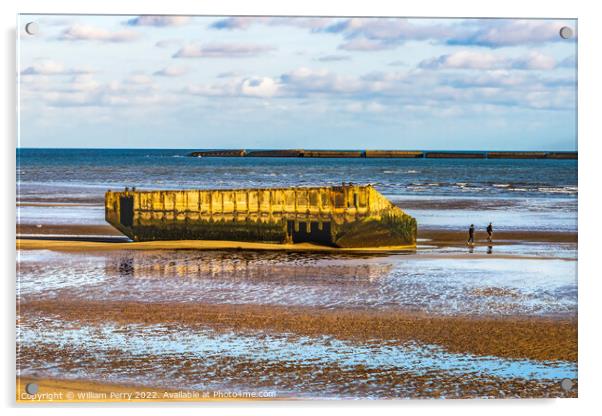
[189, 149, 246, 157]
[105, 184, 417, 248]
[425, 152, 485, 159]
[188, 149, 577, 159]
[365, 150, 423, 158]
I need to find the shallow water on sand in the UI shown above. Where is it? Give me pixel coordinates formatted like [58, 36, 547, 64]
[18, 249, 577, 316]
[17, 316, 576, 398]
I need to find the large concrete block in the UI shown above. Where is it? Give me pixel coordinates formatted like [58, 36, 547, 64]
[105, 185, 417, 247]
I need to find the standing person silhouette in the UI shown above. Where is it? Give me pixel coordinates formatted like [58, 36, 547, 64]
[486, 222, 493, 242]
[468, 224, 475, 244]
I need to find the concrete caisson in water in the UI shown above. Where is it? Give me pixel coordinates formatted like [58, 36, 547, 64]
[105, 184, 417, 248]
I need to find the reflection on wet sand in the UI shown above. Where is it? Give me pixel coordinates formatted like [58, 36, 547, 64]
[16, 244, 578, 399]
[113, 251, 393, 282]
[18, 249, 577, 316]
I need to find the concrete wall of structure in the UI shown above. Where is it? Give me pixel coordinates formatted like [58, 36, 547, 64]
[105, 185, 416, 247]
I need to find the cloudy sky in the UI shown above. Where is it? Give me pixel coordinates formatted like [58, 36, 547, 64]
[18, 15, 577, 150]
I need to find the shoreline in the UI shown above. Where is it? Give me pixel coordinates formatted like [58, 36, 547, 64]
[15, 237, 577, 257]
[16, 238, 416, 253]
[16, 222, 577, 247]
[15, 238, 574, 260]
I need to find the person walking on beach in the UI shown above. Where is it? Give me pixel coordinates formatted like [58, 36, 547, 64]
[486, 222, 493, 243]
[467, 224, 475, 244]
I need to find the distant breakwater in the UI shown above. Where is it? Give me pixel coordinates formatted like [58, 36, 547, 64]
[189, 150, 577, 160]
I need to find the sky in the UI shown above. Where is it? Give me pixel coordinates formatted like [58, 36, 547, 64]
[18, 15, 577, 150]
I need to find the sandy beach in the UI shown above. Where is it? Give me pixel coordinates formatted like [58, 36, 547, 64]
[16, 238, 416, 253]
[20, 299, 576, 361]
[16, 228, 578, 400]
[16, 178, 578, 400]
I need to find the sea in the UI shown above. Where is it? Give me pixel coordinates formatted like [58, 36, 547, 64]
[16, 148, 578, 232]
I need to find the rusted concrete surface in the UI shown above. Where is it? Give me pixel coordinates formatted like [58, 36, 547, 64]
[105, 185, 417, 248]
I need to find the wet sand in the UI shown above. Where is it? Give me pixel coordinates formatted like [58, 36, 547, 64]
[16, 197, 578, 400]
[419, 229, 577, 246]
[17, 224, 123, 236]
[17, 359, 577, 400]
[16, 238, 416, 253]
[20, 299, 577, 362]
[16, 377, 269, 402]
[17, 223, 577, 243]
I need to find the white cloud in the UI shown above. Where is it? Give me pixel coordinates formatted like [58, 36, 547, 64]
[282, 66, 574, 111]
[153, 65, 188, 77]
[513, 52, 557, 70]
[338, 38, 393, 51]
[40, 78, 164, 107]
[275, 17, 338, 31]
[329, 18, 456, 51]
[331, 18, 450, 39]
[173, 43, 276, 58]
[155, 38, 184, 48]
[315, 54, 351, 62]
[23, 71, 169, 108]
[211, 17, 576, 51]
[240, 77, 279, 97]
[29, 62, 569, 114]
[209, 17, 268, 30]
[388, 60, 407, 67]
[216, 71, 242, 78]
[280, 67, 364, 94]
[67, 74, 100, 92]
[210, 17, 336, 31]
[58, 24, 140, 42]
[420, 51, 556, 70]
[448, 19, 574, 47]
[420, 51, 502, 70]
[126, 16, 191, 27]
[125, 73, 154, 85]
[345, 101, 386, 113]
[20, 60, 95, 76]
[184, 76, 280, 98]
[332, 18, 575, 50]
[184, 82, 238, 97]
